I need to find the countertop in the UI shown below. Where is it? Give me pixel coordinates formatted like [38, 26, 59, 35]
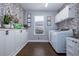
[70, 33, 79, 39]
[70, 36, 79, 39]
[0, 28, 27, 31]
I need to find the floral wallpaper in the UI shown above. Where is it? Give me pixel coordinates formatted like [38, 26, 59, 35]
[0, 3, 24, 24]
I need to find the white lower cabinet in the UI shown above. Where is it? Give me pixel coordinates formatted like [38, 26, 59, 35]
[66, 37, 79, 56]
[0, 29, 27, 56]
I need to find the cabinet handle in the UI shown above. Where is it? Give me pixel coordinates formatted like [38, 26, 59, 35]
[72, 40, 74, 42]
[69, 8, 71, 10]
[75, 42, 77, 43]
[20, 30, 22, 32]
[5, 30, 9, 35]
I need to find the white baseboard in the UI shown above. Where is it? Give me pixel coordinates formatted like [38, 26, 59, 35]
[28, 40, 49, 42]
[12, 41, 29, 56]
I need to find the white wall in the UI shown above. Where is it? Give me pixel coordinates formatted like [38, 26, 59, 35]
[24, 10, 57, 41]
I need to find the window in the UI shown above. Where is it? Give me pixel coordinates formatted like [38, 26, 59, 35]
[34, 16, 45, 35]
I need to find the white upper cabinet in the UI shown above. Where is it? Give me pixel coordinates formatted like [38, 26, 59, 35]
[55, 4, 76, 23]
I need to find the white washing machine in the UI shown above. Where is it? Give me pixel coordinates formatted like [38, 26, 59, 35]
[49, 29, 73, 53]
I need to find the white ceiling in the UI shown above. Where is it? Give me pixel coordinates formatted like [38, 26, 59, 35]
[20, 3, 65, 11]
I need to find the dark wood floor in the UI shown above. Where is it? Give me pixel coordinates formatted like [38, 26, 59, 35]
[17, 42, 66, 56]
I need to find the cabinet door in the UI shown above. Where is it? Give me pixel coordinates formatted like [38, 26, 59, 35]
[0, 31, 5, 56]
[5, 30, 15, 56]
[69, 6, 76, 18]
[19, 30, 25, 46]
[66, 38, 75, 56]
[55, 13, 61, 23]
[22, 30, 27, 44]
[15, 30, 21, 51]
[75, 41, 79, 56]
[55, 14, 59, 23]
[69, 39, 79, 56]
[55, 6, 68, 23]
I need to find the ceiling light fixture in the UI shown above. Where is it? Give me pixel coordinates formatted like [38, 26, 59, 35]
[45, 3, 48, 7]
[40, 0, 48, 7]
